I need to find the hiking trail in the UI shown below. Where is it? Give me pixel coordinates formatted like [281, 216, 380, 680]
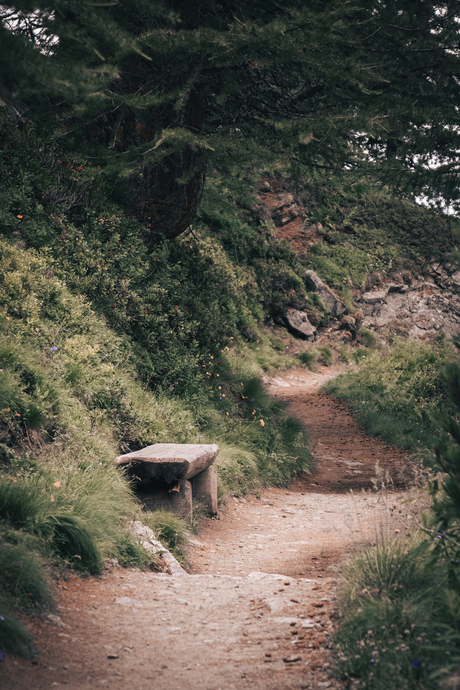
[2, 367, 421, 690]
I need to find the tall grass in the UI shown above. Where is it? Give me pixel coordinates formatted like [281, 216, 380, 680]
[0, 239, 313, 658]
[323, 337, 456, 465]
[334, 537, 459, 689]
[333, 345, 460, 689]
[0, 606, 36, 659]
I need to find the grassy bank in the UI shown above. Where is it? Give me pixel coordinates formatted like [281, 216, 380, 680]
[323, 337, 457, 467]
[0, 238, 312, 657]
[330, 345, 460, 688]
[333, 537, 459, 689]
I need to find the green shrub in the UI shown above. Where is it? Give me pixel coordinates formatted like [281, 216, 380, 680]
[0, 544, 52, 609]
[318, 346, 334, 366]
[44, 515, 103, 575]
[337, 344, 352, 364]
[358, 327, 380, 349]
[0, 606, 36, 659]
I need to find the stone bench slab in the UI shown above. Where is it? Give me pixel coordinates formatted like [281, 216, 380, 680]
[115, 443, 219, 485]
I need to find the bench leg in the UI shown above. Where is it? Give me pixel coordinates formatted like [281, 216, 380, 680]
[139, 479, 193, 524]
[190, 467, 218, 515]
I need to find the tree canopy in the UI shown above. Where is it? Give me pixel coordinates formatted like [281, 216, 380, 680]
[2, 0, 460, 239]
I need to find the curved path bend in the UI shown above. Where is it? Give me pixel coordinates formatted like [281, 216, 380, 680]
[3, 367, 421, 690]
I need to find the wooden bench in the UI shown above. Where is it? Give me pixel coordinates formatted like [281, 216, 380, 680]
[115, 443, 219, 523]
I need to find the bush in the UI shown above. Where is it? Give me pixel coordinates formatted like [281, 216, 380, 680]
[0, 605, 36, 659]
[318, 346, 334, 366]
[0, 544, 52, 609]
[334, 345, 460, 690]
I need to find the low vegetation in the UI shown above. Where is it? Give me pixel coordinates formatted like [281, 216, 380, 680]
[332, 352, 460, 688]
[0, 111, 313, 656]
[323, 337, 457, 467]
[334, 537, 453, 689]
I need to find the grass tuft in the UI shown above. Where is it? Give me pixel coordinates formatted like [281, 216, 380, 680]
[334, 537, 459, 689]
[0, 606, 36, 659]
[141, 510, 189, 566]
[0, 544, 52, 609]
[297, 349, 318, 369]
[44, 515, 103, 575]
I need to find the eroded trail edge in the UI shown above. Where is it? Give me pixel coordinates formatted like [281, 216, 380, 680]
[2, 367, 418, 690]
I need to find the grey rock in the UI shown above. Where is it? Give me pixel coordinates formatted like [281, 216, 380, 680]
[190, 466, 218, 516]
[387, 283, 407, 293]
[305, 270, 347, 316]
[269, 192, 301, 226]
[340, 315, 356, 331]
[355, 277, 460, 340]
[46, 614, 70, 629]
[127, 521, 188, 576]
[362, 289, 388, 303]
[282, 308, 316, 339]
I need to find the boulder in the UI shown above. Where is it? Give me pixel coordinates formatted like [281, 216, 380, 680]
[127, 521, 188, 575]
[281, 308, 316, 339]
[304, 270, 347, 317]
[190, 467, 218, 516]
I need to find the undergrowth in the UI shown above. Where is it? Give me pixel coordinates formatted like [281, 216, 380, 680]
[296, 171, 460, 298]
[323, 337, 457, 466]
[333, 346, 460, 689]
[334, 537, 454, 689]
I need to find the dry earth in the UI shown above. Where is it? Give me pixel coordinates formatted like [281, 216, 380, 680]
[1, 367, 423, 690]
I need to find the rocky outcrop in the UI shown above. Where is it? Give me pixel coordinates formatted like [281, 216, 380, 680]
[355, 264, 460, 338]
[270, 193, 301, 226]
[281, 308, 317, 339]
[305, 270, 347, 317]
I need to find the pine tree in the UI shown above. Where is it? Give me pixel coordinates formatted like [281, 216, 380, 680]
[2, 0, 460, 241]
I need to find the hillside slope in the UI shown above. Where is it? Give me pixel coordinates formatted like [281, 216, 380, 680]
[1, 109, 460, 658]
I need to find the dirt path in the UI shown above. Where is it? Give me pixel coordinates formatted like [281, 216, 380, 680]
[2, 367, 419, 690]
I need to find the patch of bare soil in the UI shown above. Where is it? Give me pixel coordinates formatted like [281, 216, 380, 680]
[1, 367, 423, 690]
